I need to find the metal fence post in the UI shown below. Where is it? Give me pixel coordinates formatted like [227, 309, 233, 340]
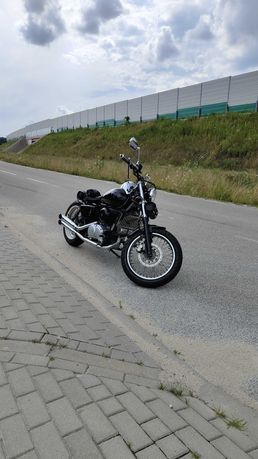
[176, 88, 179, 120]
[226, 76, 231, 112]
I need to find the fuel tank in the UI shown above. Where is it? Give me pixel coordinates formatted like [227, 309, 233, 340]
[101, 188, 129, 208]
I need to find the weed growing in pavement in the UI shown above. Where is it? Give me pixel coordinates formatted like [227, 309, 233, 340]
[173, 349, 182, 356]
[159, 382, 165, 390]
[212, 406, 226, 419]
[190, 451, 201, 459]
[169, 385, 184, 397]
[129, 314, 135, 320]
[225, 417, 247, 431]
[126, 442, 132, 451]
[118, 300, 123, 309]
[49, 356, 55, 361]
[136, 361, 143, 366]
[212, 406, 247, 431]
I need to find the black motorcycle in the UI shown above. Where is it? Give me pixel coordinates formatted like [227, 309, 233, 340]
[58, 137, 182, 287]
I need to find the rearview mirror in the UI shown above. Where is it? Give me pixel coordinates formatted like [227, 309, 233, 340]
[129, 137, 139, 151]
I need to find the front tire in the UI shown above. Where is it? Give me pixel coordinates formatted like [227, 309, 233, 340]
[63, 202, 84, 247]
[121, 228, 182, 288]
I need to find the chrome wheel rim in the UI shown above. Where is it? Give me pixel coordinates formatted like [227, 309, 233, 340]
[127, 233, 175, 280]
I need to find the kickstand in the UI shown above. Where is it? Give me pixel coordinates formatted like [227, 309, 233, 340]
[110, 249, 121, 258]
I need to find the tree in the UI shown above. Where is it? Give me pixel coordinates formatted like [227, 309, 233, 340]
[0, 137, 7, 145]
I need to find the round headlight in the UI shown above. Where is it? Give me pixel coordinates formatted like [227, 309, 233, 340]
[149, 188, 157, 202]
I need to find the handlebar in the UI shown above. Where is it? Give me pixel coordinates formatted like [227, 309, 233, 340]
[120, 154, 142, 176]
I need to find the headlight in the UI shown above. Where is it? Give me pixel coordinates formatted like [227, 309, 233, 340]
[145, 202, 158, 219]
[149, 188, 157, 202]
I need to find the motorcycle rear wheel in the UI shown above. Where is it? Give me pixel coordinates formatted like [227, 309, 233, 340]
[121, 228, 182, 288]
[63, 202, 84, 247]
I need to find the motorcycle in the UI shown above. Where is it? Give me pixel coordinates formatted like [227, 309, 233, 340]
[58, 137, 182, 287]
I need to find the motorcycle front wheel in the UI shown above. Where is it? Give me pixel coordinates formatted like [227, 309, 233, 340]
[121, 228, 182, 288]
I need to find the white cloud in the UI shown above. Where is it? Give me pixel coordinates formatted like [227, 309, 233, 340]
[154, 26, 179, 62]
[77, 0, 124, 35]
[21, 0, 66, 45]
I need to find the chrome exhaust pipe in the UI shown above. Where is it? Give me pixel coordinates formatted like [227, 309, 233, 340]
[58, 214, 121, 250]
[58, 214, 96, 232]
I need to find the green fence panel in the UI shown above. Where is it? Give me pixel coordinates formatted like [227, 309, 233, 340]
[177, 107, 200, 119]
[104, 119, 115, 127]
[228, 103, 256, 113]
[201, 102, 227, 116]
[158, 113, 177, 120]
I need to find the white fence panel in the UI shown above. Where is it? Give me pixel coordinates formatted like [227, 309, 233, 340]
[178, 83, 201, 109]
[115, 100, 127, 122]
[73, 112, 81, 128]
[80, 110, 88, 127]
[158, 89, 178, 115]
[88, 108, 96, 126]
[128, 97, 141, 122]
[50, 118, 58, 132]
[67, 114, 74, 129]
[201, 77, 230, 105]
[228, 71, 258, 105]
[142, 94, 158, 120]
[104, 104, 115, 121]
[97, 106, 104, 123]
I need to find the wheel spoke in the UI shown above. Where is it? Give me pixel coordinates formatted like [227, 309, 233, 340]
[127, 233, 175, 280]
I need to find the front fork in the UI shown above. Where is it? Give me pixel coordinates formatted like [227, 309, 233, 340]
[139, 182, 153, 258]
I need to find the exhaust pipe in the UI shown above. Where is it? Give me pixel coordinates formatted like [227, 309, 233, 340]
[58, 214, 96, 232]
[58, 214, 121, 250]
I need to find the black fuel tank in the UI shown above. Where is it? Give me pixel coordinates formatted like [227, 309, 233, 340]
[101, 188, 129, 208]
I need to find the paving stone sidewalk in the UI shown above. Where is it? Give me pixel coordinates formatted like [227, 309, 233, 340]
[0, 224, 257, 459]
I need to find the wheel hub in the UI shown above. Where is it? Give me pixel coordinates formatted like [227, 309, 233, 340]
[138, 244, 162, 267]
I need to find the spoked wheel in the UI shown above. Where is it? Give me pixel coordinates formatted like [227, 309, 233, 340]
[121, 228, 182, 287]
[63, 202, 84, 247]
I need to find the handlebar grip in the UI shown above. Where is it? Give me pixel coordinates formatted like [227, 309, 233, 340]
[120, 154, 131, 165]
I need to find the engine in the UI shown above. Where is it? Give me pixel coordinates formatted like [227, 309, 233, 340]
[87, 223, 105, 243]
[87, 222, 118, 246]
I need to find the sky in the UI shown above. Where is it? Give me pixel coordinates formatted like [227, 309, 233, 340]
[1, 0, 258, 136]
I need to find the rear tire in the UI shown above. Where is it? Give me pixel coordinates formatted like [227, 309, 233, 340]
[63, 202, 84, 247]
[121, 228, 182, 288]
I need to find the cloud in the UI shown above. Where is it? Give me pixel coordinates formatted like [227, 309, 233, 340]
[21, 0, 65, 45]
[57, 105, 72, 115]
[186, 16, 214, 41]
[154, 26, 179, 62]
[24, 0, 46, 14]
[167, 3, 202, 38]
[77, 0, 124, 35]
[219, 0, 258, 44]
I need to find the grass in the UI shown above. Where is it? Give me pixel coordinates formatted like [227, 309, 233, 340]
[158, 382, 186, 396]
[169, 385, 184, 396]
[212, 406, 247, 431]
[1, 113, 258, 206]
[212, 406, 227, 419]
[190, 452, 201, 459]
[225, 417, 247, 431]
[0, 140, 15, 151]
[173, 349, 182, 356]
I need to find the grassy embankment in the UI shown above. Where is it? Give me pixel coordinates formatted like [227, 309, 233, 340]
[1, 113, 258, 206]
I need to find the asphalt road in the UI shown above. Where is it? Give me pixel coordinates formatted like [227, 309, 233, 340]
[1, 160, 258, 406]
